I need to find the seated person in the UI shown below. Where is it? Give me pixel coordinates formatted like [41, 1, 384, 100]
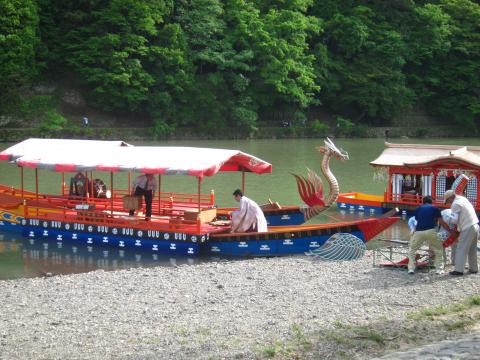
[92, 178, 108, 198]
[231, 189, 268, 233]
[69, 172, 89, 197]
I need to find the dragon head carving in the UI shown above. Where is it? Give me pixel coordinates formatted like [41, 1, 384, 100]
[318, 137, 349, 161]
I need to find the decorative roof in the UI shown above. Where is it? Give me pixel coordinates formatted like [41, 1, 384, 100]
[370, 143, 480, 169]
[0, 138, 272, 178]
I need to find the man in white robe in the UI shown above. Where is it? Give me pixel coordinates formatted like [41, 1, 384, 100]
[231, 189, 268, 233]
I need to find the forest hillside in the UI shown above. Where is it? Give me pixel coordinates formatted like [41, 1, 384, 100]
[1, 0, 479, 139]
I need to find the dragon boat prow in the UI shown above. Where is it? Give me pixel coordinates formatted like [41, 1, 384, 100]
[292, 138, 349, 221]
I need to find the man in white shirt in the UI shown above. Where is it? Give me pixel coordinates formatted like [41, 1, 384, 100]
[444, 190, 479, 275]
[231, 189, 268, 233]
[130, 174, 157, 220]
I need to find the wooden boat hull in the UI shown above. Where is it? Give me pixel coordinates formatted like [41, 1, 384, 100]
[337, 192, 392, 215]
[218, 206, 306, 226]
[0, 206, 399, 257]
[205, 217, 399, 256]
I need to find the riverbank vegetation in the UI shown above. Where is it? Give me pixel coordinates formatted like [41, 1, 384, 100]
[259, 295, 480, 359]
[1, 0, 479, 138]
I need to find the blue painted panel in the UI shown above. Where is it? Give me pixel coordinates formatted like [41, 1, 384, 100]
[336, 202, 385, 215]
[0, 220, 22, 233]
[21, 226, 199, 256]
[266, 212, 305, 226]
[203, 230, 366, 256]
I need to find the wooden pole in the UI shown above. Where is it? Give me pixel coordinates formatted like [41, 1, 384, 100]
[20, 166, 24, 202]
[110, 172, 114, 215]
[158, 174, 161, 215]
[197, 177, 201, 212]
[35, 168, 39, 216]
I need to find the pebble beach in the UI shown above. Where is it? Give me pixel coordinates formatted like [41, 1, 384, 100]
[1, 253, 479, 359]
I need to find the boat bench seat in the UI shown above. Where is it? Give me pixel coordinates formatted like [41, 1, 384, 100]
[0, 193, 22, 209]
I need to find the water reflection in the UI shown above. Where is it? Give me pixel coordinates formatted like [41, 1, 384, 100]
[0, 231, 202, 280]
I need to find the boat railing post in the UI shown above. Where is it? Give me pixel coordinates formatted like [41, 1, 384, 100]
[197, 177, 201, 213]
[23, 199, 27, 218]
[20, 166, 24, 203]
[158, 174, 161, 215]
[35, 168, 39, 217]
[210, 189, 214, 207]
[110, 172, 114, 215]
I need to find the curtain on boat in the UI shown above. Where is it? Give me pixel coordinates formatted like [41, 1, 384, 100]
[391, 174, 403, 201]
[422, 175, 432, 196]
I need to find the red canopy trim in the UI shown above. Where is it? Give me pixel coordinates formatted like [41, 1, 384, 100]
[54, 164, 78, 172]
[96, 165, 121, 172]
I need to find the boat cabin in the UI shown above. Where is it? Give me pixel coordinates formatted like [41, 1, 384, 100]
[371, 143, 480, 210]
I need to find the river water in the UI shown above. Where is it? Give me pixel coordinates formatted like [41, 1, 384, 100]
[1, 137, 479, 279]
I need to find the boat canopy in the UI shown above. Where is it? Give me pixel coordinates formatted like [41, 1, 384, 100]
[0, 138, 131, 162]
[370, 143, 480, 169]
[0, 138, 272, 178]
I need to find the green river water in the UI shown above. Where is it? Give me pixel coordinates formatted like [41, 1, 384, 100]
[1, 137, 479, 279]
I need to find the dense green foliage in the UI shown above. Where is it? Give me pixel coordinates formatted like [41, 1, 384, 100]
[1, 0, 479, 134]
[0, 0, 40, 109]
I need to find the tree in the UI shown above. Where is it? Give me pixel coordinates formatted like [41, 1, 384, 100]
[0, 0, 40, 108]
[422, 0, 480, 130]
[55, 0, 172, 112]
[313, 3, 414, 122]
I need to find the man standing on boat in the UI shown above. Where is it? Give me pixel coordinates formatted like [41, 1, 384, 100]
[130, 173, 157, 220]
[444, 190, 479, 276]
[407, 196, 445, 275]
[231, 189, 268, 233]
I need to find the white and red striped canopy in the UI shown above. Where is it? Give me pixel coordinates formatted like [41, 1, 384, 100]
[0, 138, 272, 178]
[0, 138, 131, 161]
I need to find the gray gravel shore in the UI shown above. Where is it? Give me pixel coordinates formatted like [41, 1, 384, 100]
[1, 252, 479, 360]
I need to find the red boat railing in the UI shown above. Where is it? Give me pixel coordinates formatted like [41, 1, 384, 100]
[0, 184, 221, 233]
[3, 184, 215, 216]
[385, 192, 479, 210]
[20, 201, 210, 234]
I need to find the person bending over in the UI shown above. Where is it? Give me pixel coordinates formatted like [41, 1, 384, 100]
[408, 196, 445, 275]
[231, 189, 268, 233]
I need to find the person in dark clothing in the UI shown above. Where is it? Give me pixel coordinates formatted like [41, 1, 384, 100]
[129, 174, 157, 220]
[407, 196, 445, 274]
